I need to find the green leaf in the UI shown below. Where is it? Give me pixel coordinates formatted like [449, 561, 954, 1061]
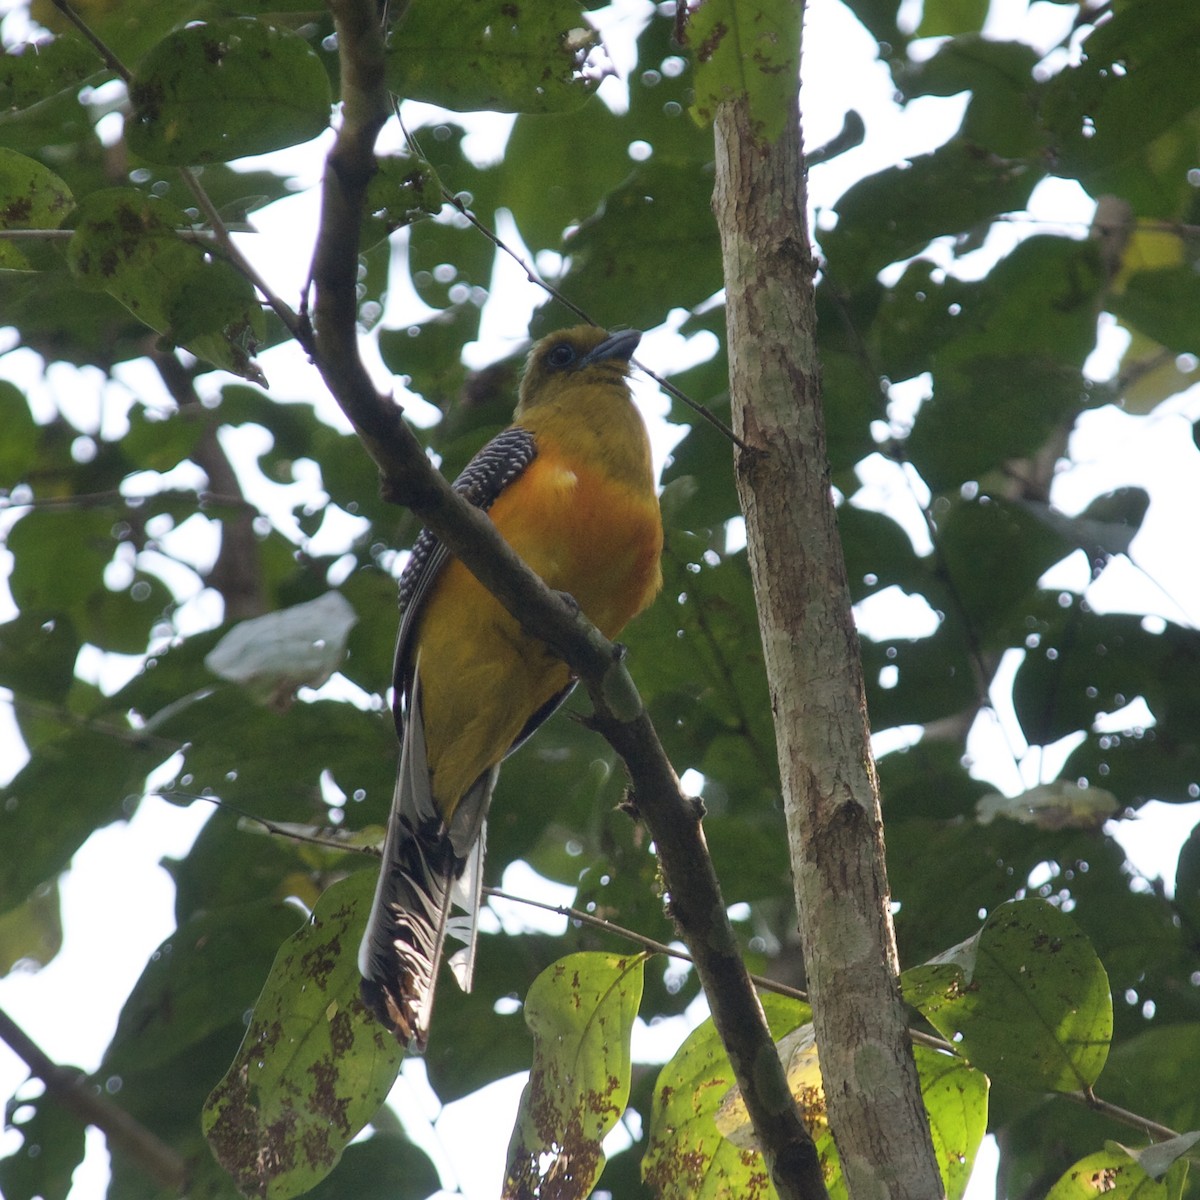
[822, 348, 886, 472]
[388, 0, 598, 114]
[714, 1040, 988, 1198]
[104, 902, 306, 1076]
[548, 159, 722, 338]
[1044, 1148, 1175, 1199]
[407, 206, 499, 312]
[0, 610, 80, 706]
[839, 0, 905, 52]
[935, 496, 1072, 642]
[202, 870, 404, 1200]
[0, 147, 73, 269]
[822, 139, 1042, 290]
[860, 612, 979, 730]
[499, 15, 712, 253]
[914, 1045, 990, 1200]
[0, 1084, 86, 1200]
[1042, 0, 1200, 218]
[897, 37, 1045, 157]
[902, 897, 1113, 1092]
[1011, 608, 1200, 748]
[903, 237, 1105, 490]
[504, 952, 645, 1198]
[1018, 487, 1149, 563]
[1112, 265, 1200, 355]
[643, 992, 811, 1200]
[0, 880, 61, 975]
[916, 0, 990, 38]
[6, 505, 174, 653]
[127, 19, 331, 166]
[378, 305, 480, 413]
[303, 1132, 440, 1200]
[685, 0, 803, 143]
[0, 34, 103, 112]
[0, 726, 152, 915]
[361, 153, 442, 250]
[95, 900, 315, 1200]
[1176, 823, 1200, 934]
[66, 188, 265, 379]
[877, 738, 991, 821]
[838, 505, 922, 602]
[6, 507, 123, 616]
[421, 931, 565, 1104]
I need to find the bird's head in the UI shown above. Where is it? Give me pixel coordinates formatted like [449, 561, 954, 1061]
[515, 325, 641, 416]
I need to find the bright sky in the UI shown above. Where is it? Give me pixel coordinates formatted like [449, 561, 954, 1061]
[2, 0, 1199, 1197]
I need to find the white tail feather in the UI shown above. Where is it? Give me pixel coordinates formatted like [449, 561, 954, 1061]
[358, 676, 497, 1050]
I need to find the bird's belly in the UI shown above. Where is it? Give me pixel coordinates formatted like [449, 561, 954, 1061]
[493, 458, 663, 635]
[414, 457, 662, 811]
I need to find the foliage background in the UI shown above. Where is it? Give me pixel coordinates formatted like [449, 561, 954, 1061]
[1, 0, 1199, 1196]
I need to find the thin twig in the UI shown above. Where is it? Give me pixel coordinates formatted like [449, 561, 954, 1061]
[49, 0, 129, 79]
[176, 169, 307, 346]
[0, 1006, 188, 1192]
[1065, 1089, 1179, 1144]
[0, 489, 253, 513]
[395, 108, 589, 326]
[643, 365, 748, 451]
[0, 228, 223, 244]
[8, 695, 184, 754]
[0, 229, 74, 240]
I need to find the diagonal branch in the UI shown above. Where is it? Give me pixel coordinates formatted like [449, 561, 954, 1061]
[311, 2, 820, 1195]
[0, 1007, 187, 1193]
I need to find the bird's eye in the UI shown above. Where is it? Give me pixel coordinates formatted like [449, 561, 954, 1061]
[546, 343, 576, 369]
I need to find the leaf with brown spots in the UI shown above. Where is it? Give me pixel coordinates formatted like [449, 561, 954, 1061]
[901, 896, 1113, 1093]
[386, 0, 599, 115]
[649, 1000, 987, 1200]
[642, 992, 811, 1200]
[502, 952, 645, 1199]
[1044, 1147, 1182, 1198]
[126, 18, 330, 166]
[202, 870, 403, 1200]
[65, 187, 266, 382]
[681, 0, 802, 142]
[0, 147, 73, 269]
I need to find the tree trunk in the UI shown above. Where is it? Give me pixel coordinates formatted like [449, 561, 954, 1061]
[712, 94, 945, 1199]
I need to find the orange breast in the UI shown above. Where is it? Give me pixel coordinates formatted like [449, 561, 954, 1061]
[489, 450, 663, 635]
[413, 449, 663, 813]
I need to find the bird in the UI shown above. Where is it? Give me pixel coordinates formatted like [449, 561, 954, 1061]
[358, 324, 664, 1050]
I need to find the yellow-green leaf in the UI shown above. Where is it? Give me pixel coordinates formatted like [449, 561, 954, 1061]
[644, 993, 812, 1200]
[1045, 1148, 1178, 1199]
[503, 952, 644, 1199]
[903, 897, 1113, 1093]
[0, 147, 73, 269]
[685, 0, 802, 142]
[202, 872, 403, 1200]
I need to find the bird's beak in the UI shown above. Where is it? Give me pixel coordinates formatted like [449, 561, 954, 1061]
[580, 328, 641, 366]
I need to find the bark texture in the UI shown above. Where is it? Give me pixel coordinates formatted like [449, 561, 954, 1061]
[309, 5, 825, 1193]
[712, 96, 945, 1199]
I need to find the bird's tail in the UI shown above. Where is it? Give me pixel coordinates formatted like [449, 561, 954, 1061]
[358, 681, 495, 1051]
